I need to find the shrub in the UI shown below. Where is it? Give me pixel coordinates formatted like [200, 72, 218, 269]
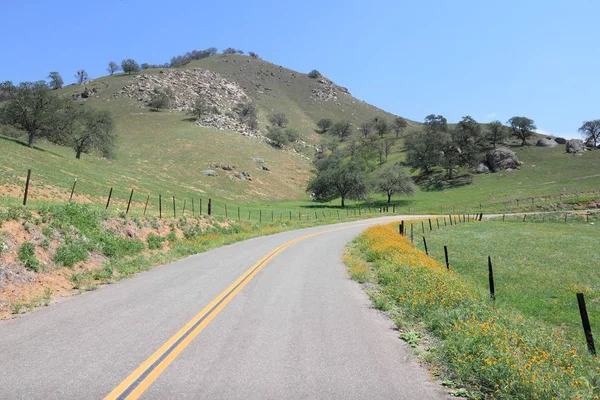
[18, 242, 40, 272]
[98, 234, 144, 258]
[233, 102, 258, 130]
[249, 52, 260, 59]
[308, 69, 322, 79]
[265, 127, 300, 147]
[54, 241, 89, 267]
[146, 233, 164, 250]
[148, 87, 174, 111]
[167, 231, 177, 242]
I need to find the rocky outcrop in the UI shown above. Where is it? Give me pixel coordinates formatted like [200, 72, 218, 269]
[566, 139, 586, 154]
[486, 148, 521, 172]
[555, 137, 567, 145]
[114, 68, 260, 137]
[536, 138, 557, 147]
[311, 77, 351, 101]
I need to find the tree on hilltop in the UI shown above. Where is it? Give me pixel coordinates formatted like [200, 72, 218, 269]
[508, 116, 536, 146]
[579, 120, 600, 148]
[487, 120, 507, 148]
[308, 70, 321, 79]
[121, 59, 140, 74]
[107, 61, 121, 75]
[47, 72, 63, 90]
[75, 70, 88, 85]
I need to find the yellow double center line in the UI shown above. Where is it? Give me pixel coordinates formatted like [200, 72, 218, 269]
[105, 223, 372, 399]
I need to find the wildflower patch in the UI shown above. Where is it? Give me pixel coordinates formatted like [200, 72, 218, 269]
[346, 222, 599, 399]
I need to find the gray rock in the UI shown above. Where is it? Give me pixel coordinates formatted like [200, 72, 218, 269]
[566, 139, 586, 154]
[555, 137, 567, 144]
[486, 148, 521, 172]
[252, 157, 265, 163]
[201, 169, 218, 177]
[261, 165, 270, 171]
[235, 173, 246, 181]
[536, 138, 557, 147]
[474, 163, 490, 174]
[227, 174, 234, 181]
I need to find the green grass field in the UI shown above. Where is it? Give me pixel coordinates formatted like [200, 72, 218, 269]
[413, 218, 600, 339]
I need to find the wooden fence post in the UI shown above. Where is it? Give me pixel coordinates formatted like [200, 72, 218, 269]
[429, 218, 432, 231]
[182, 199, 186, 216]
[577, 293, 596, 355]
[208, 198, 212, 216]
[105, 187, 113, 210]
[23, 169, 31, 206]
[444, 246, 450, 270]
[423, 236, 428, 255]
[488, 256, 495, 301]
[225, 204, 228, 219]
[126, 189, 134, 214]
[192, 198, 195, 217]
[199, 199, 202, 215]
[159, 194, 162, 219]
[69, 178, 77, 201]
[421, 221, 425, 234]
[143, 194, 149, 216]
[172, 196, 176, 218]
[436, 218, 440, 229]
[399, 221, 404, 236]
[238, 206, 241, 221]
[410, 223, 414, 243]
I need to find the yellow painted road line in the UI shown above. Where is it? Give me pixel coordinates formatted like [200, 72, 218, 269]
[105, 222, 376, 400]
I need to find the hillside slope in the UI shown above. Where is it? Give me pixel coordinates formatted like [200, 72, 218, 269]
[0, 54, 404, 207]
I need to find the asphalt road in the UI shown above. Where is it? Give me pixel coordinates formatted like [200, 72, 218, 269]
[0, 216, 449, 399]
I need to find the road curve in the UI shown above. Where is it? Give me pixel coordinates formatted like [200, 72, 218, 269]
[0, 216, 449, 399]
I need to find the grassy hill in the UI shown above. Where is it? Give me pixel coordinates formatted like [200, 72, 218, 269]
[1, 53, 600, 214]
[0, 54, 408, 211]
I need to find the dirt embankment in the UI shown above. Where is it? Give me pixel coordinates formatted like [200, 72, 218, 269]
[0, 209, 221, 319]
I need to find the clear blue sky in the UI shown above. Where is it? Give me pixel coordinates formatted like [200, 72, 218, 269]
[2, 0, 598, 138]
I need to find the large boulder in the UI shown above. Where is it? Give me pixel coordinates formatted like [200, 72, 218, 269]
[485, 148, 521, 172]
[536, 138, 557, 147]
[474, 163, 490, 174]
[555, 137, 567, 145]
[201, 169, 218, 177]
[566, 139, 586, 154]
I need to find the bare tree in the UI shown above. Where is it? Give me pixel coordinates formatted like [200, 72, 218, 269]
[107, 61, 121, 75]
[384, 138, 396, 162]
[75, 70, 88, 85]
[359, 121, 373, 137]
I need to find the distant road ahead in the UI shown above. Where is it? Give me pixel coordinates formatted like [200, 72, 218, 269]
[0, 216, 448, 399]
